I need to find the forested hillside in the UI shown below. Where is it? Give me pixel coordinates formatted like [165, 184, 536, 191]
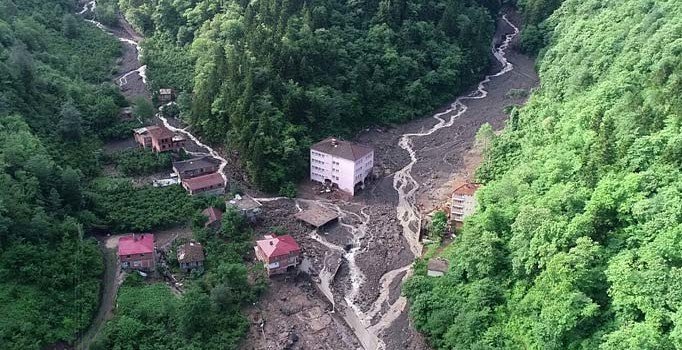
[114, 0, 500, 192]
[405, 0, 682, 348]
[0, 0, 124, 348]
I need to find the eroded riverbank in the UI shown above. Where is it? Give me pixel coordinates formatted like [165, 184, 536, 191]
[245, 10, 538, 350]
[76, 1, 538, 348]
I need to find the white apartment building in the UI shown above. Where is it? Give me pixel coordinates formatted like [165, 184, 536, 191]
[451, 183, 480, 224]
[310, 138, 374, 196]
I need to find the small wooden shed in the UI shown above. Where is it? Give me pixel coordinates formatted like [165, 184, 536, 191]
[158, 88, 175, 103]
[295, 207, 339, 228]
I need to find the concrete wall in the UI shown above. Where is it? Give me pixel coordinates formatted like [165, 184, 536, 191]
[335, 157, 356, 194]
[134, 134, 152, 148]
[255, 246, 300, 276]
[310, 149, 374, 196]
[310, 149, 332, 183]
[180, 261, 203, 271]
[353, 151, 374, 187]
[427, 270, 445, 277]
[185, 184, 225, 196]
[119, 252, 155, 271]
[451, 193, 477, 222]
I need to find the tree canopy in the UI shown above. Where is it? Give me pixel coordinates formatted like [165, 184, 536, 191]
[0, 0, 126, 347]
[405, 0, 682, 348]
[115, 0, 499, 192]
[92, 209, 265, 350]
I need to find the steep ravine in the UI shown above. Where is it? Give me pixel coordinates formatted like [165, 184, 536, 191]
[77, 1, 538, 348]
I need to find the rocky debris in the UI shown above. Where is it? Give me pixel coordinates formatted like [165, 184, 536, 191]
[298, 306, 333, 332]
[241, 11, 538, 350]
[243, 277, 359, 350]
[283, 331, 299, 349]
[380, 308, 429, 350]
[388, 270, 407, 306]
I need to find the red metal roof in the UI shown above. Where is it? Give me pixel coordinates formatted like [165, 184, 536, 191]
[256, 235, 300, 259]
[453, 183, 480, 196]
[118, 234, 154, 256]
[182, 172, 225, 191]
[202, 207, 223, 224]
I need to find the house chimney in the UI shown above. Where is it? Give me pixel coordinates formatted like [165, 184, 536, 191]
[331, 138, 338, 147]
[269, 241, 274, 246]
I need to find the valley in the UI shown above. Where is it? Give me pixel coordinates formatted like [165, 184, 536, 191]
[76, 1, 537, 348]
[3, 0, 680, 349]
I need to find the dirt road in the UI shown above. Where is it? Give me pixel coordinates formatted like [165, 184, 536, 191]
[75, 238, 122, 350]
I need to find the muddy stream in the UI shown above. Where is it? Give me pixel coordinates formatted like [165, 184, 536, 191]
[79, 1, 521, 348]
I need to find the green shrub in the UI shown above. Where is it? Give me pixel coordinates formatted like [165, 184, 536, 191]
[89, 178, 196, 232]
[114, 148, 172, 176]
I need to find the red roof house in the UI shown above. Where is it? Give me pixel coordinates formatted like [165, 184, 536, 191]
[181, 172, 225, 196]
[254, 234, 301, 276]
[118, 233, 155, 271]
[133, 125, 186, 153]
[202, 207, 223, 229]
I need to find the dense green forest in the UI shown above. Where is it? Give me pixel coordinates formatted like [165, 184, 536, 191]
[0, 0, 225, 348]
[112, 0, 501, 193]
[517, 0, 564, 53]
[405, 0, 682, 348]
[0, 0, 124, 348]
[92, 209, 265, 350]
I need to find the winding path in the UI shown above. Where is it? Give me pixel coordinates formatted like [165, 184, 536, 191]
[367, 15, 520, 346]
[74, 1, 229, 347]
[79, 0, 522, 347]
[393, 14, 518, 258]
[78, 0, 228, 184]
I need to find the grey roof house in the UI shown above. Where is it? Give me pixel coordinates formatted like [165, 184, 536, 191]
[177, 241, 205, 272]
[173, 156, 221, 179]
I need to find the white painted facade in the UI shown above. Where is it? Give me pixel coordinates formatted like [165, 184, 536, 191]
[427, 269, 445, 277]
[310, 149, 374, 196]
[451, 192, 477, 223]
